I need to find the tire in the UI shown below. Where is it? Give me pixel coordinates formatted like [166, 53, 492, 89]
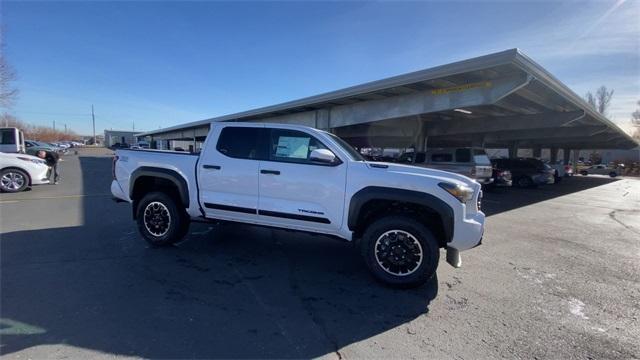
[136, 191, 190, 246]
[0, 168, 29, 193]
[360, 215, 440, 289]
[516, 176, 533, 188]
[609, 172, 617, 178]
[580, 170, 588, 176]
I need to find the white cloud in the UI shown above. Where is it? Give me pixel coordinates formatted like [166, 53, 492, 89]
[491, 0, 640, 60]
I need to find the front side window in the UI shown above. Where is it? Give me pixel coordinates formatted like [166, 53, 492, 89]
[216, 127, 266, 160]
[269, 129, 329, 164]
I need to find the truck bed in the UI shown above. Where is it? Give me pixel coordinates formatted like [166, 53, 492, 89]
[112, 148, 201, 215]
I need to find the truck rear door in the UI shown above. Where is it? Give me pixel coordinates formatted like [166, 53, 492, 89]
[197, 125, 266, 222]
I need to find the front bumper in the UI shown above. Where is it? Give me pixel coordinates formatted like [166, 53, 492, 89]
[31, 165, 51, 185]
[447, 210, 484, 268]
[476, 177, 494, 185]
[533, 174, 555, 185]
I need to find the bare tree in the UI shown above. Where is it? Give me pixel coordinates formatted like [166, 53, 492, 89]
[584, 86, 614, 115]
[0, 30, 19, 108]
[632, 100, 640, 141]
[1, 113, 79, 141]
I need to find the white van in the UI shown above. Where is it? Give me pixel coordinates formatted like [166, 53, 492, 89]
[398, 147, 494, 185]
[0, 127, 26, 153]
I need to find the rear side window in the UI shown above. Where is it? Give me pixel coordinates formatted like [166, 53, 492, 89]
[455, 149, 471, 163]
[1, 129, 16, 145]
[269, 129, 328, 164]
[431, 153, 453, 162]
[216, 127, 266, 160]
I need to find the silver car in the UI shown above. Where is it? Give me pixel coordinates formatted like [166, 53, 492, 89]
[398, 147, 494, 185]
[580, 164, 619, 177]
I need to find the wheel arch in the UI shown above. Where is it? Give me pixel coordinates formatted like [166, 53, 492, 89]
[129, 167, 189, 219]
[348, 186, 454, 246]
[1, 166, 32, 186]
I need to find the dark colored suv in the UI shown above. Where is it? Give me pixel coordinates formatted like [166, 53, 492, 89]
[491, 158, 555, 188]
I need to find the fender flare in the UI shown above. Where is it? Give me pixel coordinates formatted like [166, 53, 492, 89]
[129, 167, 190, 207]
[348, 186, 454, 242]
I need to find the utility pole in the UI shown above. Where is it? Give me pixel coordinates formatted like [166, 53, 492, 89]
[65, 124, 67, 134]
[53, 120, 56, 131]
[91, 105, 96, 145]
[133, 120, 135, 132]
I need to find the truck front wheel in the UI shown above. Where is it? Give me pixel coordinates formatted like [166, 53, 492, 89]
[360, 215, 439, 288]
[136, 191, 189, 246]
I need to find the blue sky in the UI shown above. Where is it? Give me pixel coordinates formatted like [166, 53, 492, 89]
[3, 1, 639, 135]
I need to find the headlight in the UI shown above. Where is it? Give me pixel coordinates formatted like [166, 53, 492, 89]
[438, 182, 474, 203]
[17, 156, 46, 165]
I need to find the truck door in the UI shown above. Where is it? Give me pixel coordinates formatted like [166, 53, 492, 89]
[197, 125, 266, 222]
[257, 128, 347, 233]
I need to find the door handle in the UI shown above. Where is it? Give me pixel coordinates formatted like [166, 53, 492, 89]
[203, 164, 221, 170]
[260, 169, 280, 175]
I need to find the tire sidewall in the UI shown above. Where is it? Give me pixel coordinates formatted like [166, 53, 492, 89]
[361, 216, 439, 288]
[0, 169, 29, 193]
[136, 192, 187, 246]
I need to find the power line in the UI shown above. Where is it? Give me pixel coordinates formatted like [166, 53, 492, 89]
[18, 111, 91, 117]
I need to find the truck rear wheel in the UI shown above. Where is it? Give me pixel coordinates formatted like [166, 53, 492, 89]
[136, 191, 189, 246]
[360, 215, 439, 288]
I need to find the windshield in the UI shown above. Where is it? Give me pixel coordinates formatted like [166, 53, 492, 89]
[327, 133, 365, 161]
[473, 149, 491, 165]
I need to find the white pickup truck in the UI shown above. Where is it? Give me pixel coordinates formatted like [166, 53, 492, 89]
[111, 123, 485, 288]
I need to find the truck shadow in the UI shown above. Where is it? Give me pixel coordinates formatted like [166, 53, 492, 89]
[0, 223, 439, 358]
[0, 155, 437, 358]
[481, 176, 620, 217]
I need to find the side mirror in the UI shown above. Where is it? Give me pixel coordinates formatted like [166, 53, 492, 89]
[310, 149, 337, 164]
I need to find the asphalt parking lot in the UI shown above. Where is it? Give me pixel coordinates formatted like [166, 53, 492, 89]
[1, 149, 639, 359]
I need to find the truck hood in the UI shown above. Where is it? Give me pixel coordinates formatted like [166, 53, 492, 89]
[365, 161, 479, 189]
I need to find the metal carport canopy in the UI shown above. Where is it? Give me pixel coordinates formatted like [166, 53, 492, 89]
[138, 48, 638, 150]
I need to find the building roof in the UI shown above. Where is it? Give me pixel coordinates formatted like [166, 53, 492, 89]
[138, 49, 637, 149]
